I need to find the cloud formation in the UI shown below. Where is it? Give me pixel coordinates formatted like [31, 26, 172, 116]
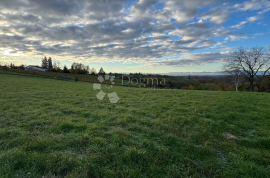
[0, 0, 269, 67]
[143, 51, 231, 67]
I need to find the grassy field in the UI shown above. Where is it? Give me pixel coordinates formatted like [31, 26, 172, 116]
[1, 73, 270, 177]
[0, 68, 135, 87]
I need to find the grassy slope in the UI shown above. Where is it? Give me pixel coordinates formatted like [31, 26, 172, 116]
[0, 73, 270, 178]
[0, 69, 127, 86]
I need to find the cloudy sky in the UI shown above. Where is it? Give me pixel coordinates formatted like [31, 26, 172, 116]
[0, 0, 269, 74]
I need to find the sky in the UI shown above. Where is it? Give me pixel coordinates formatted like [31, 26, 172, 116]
[0, 0, 269, 75]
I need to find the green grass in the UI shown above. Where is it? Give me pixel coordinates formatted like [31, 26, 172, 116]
[0, 73, 270, 178]
[0, 68, 128, 87]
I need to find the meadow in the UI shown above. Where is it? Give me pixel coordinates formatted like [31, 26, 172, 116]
[0, 73, 270, 177]
[0, 68, 125, 86]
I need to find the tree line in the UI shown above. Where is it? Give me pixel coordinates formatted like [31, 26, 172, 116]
[1, 52, 269, 92]
[41, 56, 62, 72]
[41, 56, 108, 75]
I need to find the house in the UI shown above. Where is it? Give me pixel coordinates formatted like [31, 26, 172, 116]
[25, 65, 47, 72]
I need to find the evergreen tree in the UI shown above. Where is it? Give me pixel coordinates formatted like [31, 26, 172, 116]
[98, 67, 105, 75]
[41, 56, 48, 69]
[48, 57, 52, 70]
[63, 65, 69, 73]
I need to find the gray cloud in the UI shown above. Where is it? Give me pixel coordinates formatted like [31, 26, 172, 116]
[0, 0, 267, 66]
[144, 52, 231, 67]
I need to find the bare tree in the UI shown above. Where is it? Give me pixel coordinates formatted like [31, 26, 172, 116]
[222, 61, 242, 92]
[91, 68, 97, 75]
[228, 47, 270, 92]
[53, 60, 57, 70]
[52, 60, 61, 71]
[57, 61, 61, 70]
[85, 65, 90, 79]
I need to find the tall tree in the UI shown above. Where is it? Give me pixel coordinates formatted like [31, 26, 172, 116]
[41, 56, 48, 69]
[48, 57, 52, 70]
[222, 61, 242, 92]
[86, 65, 90, 74]
[57, 61, 61, 70]
[228, 47, 270, 92]
[98, 67, 105, 75]
[53, 60, 57, 70]
[63, 65, 69, 73]
[71, 65, 74, 73]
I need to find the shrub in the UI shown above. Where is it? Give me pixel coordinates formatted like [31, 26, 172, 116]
[75, 76, 79, 82]
[201, 83, 218, 91]
[31, 71, 38, 75]
[193, 86, 202, 90]
[2, 66, 8, 71]
[181, 86, 189, 90]
[218, 84, 225, 91]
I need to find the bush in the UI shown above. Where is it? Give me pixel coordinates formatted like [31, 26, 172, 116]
[193, 86, 202, 90]
[2, 66, 8, 71]
[200, 83, 219, 91]
[260, 76, 270, 92]
[31, 71, 38, 75]
[218, 84, 225, 91]
[181, 86, 189, 90]
[75, 76, 79, 82]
